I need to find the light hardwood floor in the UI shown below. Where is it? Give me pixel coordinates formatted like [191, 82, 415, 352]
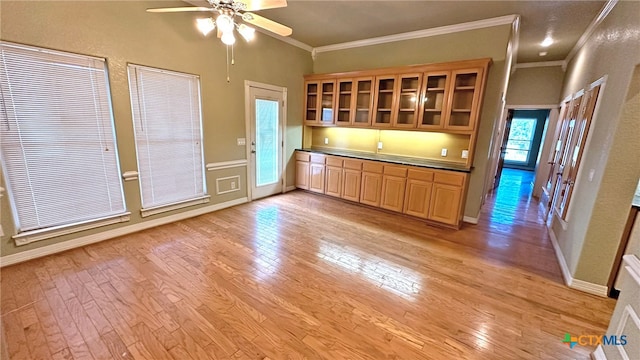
[0, 169, 615, 359]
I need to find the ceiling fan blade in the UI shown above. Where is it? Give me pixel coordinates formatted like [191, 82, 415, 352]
[146, 7, 214, 13]
[243, 13, 292, 37]
[240, 0, 287, 11]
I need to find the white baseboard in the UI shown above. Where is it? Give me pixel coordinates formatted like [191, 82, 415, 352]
[548, 227, 609, 297]
[591, 345, 607, 360]
[0, 197, 248, 268]
[285, 185, 296, 192]
[463, 215, 479, 224]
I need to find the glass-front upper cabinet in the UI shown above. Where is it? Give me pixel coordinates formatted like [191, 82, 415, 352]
[373, 75, 397, 128]
[303, 81, 320, 125]
[320, 80, 336, 125]
[393, 73, 422, 128]
[352, 77, 374, 126]
[336, 79, 353, 126]
[447, 68, 482, 131]
[418, 71, 450, 129]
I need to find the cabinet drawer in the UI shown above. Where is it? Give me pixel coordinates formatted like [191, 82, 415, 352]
[383, 165, 407, 177]
[343, 159, 363, 170]
[326, 156, 343, 167]
[310, 154, 326, 164]
[407, 168, 434, 182]
[362, 161, 383, 173]
[434, 171, 465, 186]
[295, 152, 310, 162]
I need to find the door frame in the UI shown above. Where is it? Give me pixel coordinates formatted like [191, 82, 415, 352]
[244, 80, 288, 201]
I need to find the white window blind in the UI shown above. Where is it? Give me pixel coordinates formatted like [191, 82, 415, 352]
[0, 42, 127, 233]
[127, 64, 206, 210]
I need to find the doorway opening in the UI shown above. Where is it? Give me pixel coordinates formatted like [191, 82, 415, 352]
[493, 109, 551, 207]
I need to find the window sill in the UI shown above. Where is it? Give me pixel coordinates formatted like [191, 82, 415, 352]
[140, 196, 211, 218]
[13, 212, 131, 246]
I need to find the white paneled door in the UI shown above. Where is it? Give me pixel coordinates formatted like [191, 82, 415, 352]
[247, 83, 286, 200]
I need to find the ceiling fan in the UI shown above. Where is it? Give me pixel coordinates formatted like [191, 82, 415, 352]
[146, 0, 292, 41]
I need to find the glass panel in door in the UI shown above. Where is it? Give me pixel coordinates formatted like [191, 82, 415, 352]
[255, 99, 279, 187]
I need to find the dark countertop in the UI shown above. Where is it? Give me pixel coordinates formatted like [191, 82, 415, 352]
[298, 148, 472, 173]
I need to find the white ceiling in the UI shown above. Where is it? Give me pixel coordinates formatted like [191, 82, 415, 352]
[255, 0, 607, 63]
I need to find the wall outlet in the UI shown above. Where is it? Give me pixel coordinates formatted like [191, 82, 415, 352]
[461, 150, 469, 159]
[441, 148, 448, 157]
[324, 137, 329, 145]
[231, 181, 236, 189]
[377, 141, 383, 150]
[237, 138, 246, 146]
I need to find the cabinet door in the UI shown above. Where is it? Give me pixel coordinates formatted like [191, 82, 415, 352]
[309, 163, 325, 193]
[380, 175, 406, 212]
[393, 73, 422, 128]
[342, 169, 361, 202]
[446, 68, 482, 131]
[295, 161, 310, 190]
[352, 77, 374, 126]
[428, 183, 462, 225]
[319, 80, 336, 125]
[325, 166, 343, 197]
[403, 179, 433, 219]
[360, 172, 383, 207]
[372, 75, 398, 128]
[418, 71, 450, 129]
[336, 79, 354, 126]
[304, 81, 320, 125]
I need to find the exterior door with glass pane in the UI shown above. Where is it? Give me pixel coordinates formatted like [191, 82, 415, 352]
[249, 86, 284, 200]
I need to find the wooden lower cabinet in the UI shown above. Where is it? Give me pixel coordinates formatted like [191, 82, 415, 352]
[380, 175, 406, 212]
[403, 179, 433, 219]
[428, 183, 462, 225]
[295, 161, 310, 189]
[342, 169, 361, 202]
[325, 165, 343, 197]
[360, 172, 383, 207]
[309, 163, 325, 193]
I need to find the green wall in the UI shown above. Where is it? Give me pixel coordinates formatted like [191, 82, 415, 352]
[506, 66, 564, 106]
[0, 1, 313, 256]
[552, 0, 640, 286]
[313, 25, 512, 219]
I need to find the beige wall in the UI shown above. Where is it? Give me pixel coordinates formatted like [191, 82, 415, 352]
[506, 66, 565, 106]
[313, 25, 512, 219]
[551, 1, 640, 286]
[0, 1, 313, 256]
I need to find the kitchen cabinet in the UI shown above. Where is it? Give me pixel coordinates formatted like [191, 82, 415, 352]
[325, 156, 343, 198]
[303, 81, 319, 125]
[403, 169, 434, 219]
[446, 68, 483, 131]
[360, 161, 384, 207]
[352, 77, 374, 126]
[372, 75, 398, 128]
[304, 80, 337, 126]
[309, 154, 326, 193]
[380, 165, 407, 213]
[336, 79, 354, 126]
[418, 71, 450, 129]
[394, 73, 422, 128]
[295, 152, 310, 190]
[294, 150, 468, 228]
[341, 159, 363, 202]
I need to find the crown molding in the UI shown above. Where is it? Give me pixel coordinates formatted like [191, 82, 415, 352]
[514, 60, 567, 70]
[313, 15, 519, 54]
[256, 28, 313, 52]
[565, 0, 618, 63]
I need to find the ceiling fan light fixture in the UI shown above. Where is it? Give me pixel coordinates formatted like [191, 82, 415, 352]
[541, 35, 554, 47]
[196, 18, 216, 36]
[216, 14, 234, 33]
[238, 24, 256, 42]
[221, 31, 236, 45]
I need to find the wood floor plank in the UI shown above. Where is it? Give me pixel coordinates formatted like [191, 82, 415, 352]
[0, 171, 617, 359]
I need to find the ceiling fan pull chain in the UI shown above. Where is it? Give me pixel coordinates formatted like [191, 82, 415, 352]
[226, 45, 230, 83]
[231, 44, 235, 65]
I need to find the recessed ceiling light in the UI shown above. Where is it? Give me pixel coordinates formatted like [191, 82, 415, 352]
[541, 36, 554, 47]
[539, 51, 548, 57]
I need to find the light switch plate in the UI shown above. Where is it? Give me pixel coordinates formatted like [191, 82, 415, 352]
[441, 148, 448, 157]
[461, 150, 469, 159]
[237, 138, 246, 146]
